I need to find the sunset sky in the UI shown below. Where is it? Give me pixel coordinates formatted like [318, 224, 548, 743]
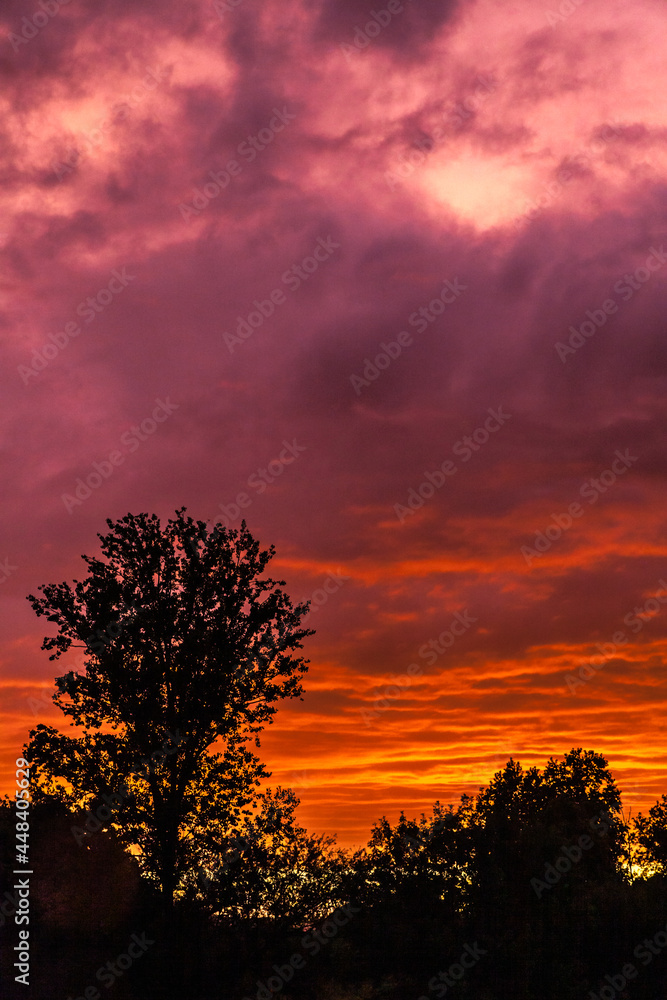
[2, 0, 667, 847]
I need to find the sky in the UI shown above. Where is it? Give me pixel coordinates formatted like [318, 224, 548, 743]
[1, 0, 667, 847]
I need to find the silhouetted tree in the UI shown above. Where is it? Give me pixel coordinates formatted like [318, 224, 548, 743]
[355, 802, 467, 916]
[197, 787, 349, 928]
[453, 750, 625, 999]
[341, 750, 628, 998]
[634, 793, 667, 874]
[467, 751, 623, 927]
[345, 803, 469, 981]
[24, 509, 313, 916]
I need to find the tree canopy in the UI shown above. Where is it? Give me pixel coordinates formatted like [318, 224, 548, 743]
[25, 508, 313, 908]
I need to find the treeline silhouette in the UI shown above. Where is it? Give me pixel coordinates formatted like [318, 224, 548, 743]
[5, 513, 667, 999]
[3, 748, 667, 1000]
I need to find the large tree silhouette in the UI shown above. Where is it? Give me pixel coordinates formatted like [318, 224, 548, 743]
[25, 509, 313, 913]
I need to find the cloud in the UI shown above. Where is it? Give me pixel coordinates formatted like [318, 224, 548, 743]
[1, 0, 667, 843]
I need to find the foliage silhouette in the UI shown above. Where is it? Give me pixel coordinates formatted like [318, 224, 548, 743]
[191, 786, 350, 928]
[24, 509, 313, 912]
[5, 748, 667, 999]
[13, 515, 667, 1000]
[634, 793, 667, 874]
